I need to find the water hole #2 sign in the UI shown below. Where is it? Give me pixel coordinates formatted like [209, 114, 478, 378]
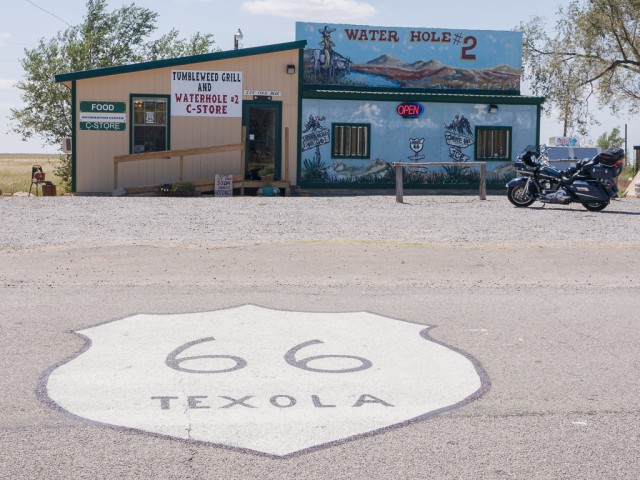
[171, 70, 242, 117]
[42, 306, 487, 457]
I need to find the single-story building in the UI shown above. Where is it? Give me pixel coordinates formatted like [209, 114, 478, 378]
[55, 22, 544, 194]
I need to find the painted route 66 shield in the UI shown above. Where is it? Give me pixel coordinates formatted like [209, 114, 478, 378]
[43, 306, 487, 457]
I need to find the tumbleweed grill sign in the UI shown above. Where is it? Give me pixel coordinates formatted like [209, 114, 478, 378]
[42, 306, 486, 457]
[171, 70, 242, 117]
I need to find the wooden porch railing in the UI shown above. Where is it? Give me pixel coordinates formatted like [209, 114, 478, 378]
[113, 141, 245, 190]
[113, 127, 291, 195]
[392, 162, 487, 203]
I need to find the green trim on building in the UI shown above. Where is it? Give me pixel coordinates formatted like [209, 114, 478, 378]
[71, 80, 77, 192]
[302, 84, 526, 98]
[242, 99, 283, 179]
[302, 88, 544, 105]
[129, 94, 171, 154]
[296, 48, 305, 186]
[55, 41, 307, 83]
[331, 122, 372, 160]
[473, 126, 513, 162]
[298, 90, 545, 191]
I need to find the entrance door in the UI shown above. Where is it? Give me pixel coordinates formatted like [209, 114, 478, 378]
[244, 102, 282, 180]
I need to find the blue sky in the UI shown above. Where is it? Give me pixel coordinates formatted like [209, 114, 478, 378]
[0, 0, 635, 153]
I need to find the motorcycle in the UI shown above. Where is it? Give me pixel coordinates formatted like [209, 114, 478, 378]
[506, 145, 624, 212]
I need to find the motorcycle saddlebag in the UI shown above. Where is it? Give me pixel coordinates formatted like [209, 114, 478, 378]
[595, 147, 624, 167]
[588, 164, 617, 180]
[565, 180, 610, 202]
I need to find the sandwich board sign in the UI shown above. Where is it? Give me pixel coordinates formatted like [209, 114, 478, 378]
[215, 174, 233, 197]
[42, 305, 487, 457]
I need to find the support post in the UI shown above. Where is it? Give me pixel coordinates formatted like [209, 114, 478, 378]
[285, 127, 289, 182]
[179, 155, 184, 182]
[395, 164, 404, 203]
[114, 161, 118, 190]
[479, 162, 487, 200]
[241, 126, 246, 196]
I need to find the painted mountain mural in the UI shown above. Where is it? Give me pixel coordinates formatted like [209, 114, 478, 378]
[352, 55, 520, 91]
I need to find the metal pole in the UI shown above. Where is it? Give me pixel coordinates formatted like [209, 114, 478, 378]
[625, 123, 628, 166]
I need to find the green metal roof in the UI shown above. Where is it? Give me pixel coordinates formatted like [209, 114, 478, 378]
[303, 88, 544, 105]
[55, 40, 307, 83]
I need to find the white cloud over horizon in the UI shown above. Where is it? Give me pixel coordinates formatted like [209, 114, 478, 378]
[0, 78, 16, 90]
[0, 32, 12, 48]
[241, 0, 377, 22]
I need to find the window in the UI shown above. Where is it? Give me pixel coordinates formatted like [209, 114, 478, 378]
[475, 127, 511, 160]
[131, 96, 169, 153]
[332, 123, 370, 159]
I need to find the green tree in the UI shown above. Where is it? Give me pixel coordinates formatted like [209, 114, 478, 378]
[10, 0, 219, 191]
[520, 0, 640, 136]
[596, 126, 624, 149]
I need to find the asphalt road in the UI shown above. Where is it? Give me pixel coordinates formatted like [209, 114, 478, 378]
[1, 195, 639, 479]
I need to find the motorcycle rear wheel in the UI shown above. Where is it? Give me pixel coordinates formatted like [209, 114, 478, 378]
[507, 185, 535, 207]
[582, 201, 608, 212]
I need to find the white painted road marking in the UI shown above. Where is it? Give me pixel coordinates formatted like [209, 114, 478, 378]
[45, 305, 486, 457]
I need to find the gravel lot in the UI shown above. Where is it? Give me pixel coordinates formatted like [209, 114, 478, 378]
[2, 193, 640, 480]
[2, 194, 639, 251]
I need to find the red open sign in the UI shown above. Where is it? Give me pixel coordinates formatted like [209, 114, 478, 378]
[396, 102, 424, 118]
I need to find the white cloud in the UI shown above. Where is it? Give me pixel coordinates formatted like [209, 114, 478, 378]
[242, 0, 377, 22]
[351, 103, 384, 127]
[0, 78, 16, 90]
[0, 32, 11, 48]
[470, 103, 488, 122]
[172, 0, 211, 4]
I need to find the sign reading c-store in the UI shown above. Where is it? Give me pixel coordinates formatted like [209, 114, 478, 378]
[79, 101, 126, 131]
[43, 306, 487, 457]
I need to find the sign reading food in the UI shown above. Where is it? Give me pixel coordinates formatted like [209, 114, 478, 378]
[79, 101, 126, 131]
[171, 70, 242, 117]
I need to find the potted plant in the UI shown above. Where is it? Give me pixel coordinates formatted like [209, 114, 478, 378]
[258, 166, 276, 184]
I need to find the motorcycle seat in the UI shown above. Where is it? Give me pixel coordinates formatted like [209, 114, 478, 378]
[594, 147, 624, 166]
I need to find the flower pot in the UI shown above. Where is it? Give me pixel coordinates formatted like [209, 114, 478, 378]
[260, 174, 275, 183]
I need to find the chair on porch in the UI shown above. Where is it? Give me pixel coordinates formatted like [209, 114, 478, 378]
[29, 165, 53, 196]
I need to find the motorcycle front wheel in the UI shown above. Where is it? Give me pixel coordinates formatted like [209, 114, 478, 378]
[507, 184, 535, 207]
[582, 201, 608, 212]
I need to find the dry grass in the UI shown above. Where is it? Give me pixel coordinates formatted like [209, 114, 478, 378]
[0, 154, 64, 195]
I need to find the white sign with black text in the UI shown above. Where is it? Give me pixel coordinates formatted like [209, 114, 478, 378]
[171, 70, 242, 117]
[44, 306, 486, 457]
[214, 174, 233, 197]
[243, 89, 282, 97]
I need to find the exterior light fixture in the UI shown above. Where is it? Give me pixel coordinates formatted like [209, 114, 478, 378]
[286, 64, 296, 74]
[234, 29, 243, 50]
[488, 104, 499, 114]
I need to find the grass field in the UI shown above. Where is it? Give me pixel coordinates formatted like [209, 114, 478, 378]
[0, 154, 635, 196]
[0, 154, 64, 195]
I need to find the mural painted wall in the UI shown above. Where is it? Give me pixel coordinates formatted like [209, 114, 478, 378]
[296, 22, 522, 92]
[299, 99, 538, 188]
